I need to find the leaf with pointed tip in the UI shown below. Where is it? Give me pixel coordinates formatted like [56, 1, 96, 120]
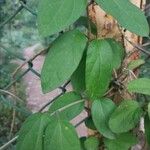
[44, 116, 81, 150]
[96, 0, 149, 36]
[85, 117, 96, 130]
[71, 53, 86, 93]
[41, 30, 87, 93]
[109, 100, 142, 133]
[92, 99, 116, 139]
[37, 0, 86, 37]
[104, 133, 137, 150]
[49, 92, 84, 120]
[106, 39, 124, 69]
[86, 40, 113, 99]
[127, 78, 150, 96]
[16, 113, 51, 150]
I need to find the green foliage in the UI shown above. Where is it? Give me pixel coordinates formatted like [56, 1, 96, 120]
[1, 0, 40, 49]
[127, 78, 150, 96]
[0, 63, 17, 88]
[16, 113, 51, 150]
[0, 100, 28, 147]
[37, 0, 87, 37]
[104, 133, 137, 150]
[109, 100, 142, 133]
[148, 103, 150, 118]
[44, 114, 81, 150]
[96, 0, 149, 36]
[128, 59, 145, 70]
[85, 40, 113, 99]
[0, 0, 40, 147]
[144, 114, 150, 146]
[84, 137, 99, 150]
[41, 29, 87, 93]
[91, 99, 116, 139]
[4, 0, 149, 149]
[49, 92, 84, 120]
[85, 117, 96, 130]
[71, 53, 86, 94]
[75, 16, 97, 35]
[80, 137, 86, 150]
[106, 39, 125, 69]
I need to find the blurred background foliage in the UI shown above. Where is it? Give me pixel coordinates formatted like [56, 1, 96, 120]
[0, 0, 40, 148]
[0, 0, 63, 146]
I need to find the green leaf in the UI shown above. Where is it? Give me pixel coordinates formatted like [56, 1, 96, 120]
[16, 113, 51, 150]
[44, 116, 81, 150]
[104, 133, 137, 150]
[96, 0, 149, 36]
[80, 137, 86, 150]
[49, 92, 84, 120]
[127, 78, 150, 96]
[109, 100, 142, 133]
[71, 53, 86, 93]
[84, 137, 99, 150]
[37, 0, 86, 37]
[144, 114, 150, 146]
[85, 117, 96, 130]
[91, 99, 116, 139]
[41, 30, 87, 93]
[148, 103, 150, 119]
[106, 39, 124, 69]
[128, 59, 145, 70]
[75, 16, 97, 35]
[86, 39, 113, 99]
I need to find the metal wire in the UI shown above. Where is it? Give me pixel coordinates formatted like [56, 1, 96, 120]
[0, 1, 70, 149]
[1, 1, 150, 149]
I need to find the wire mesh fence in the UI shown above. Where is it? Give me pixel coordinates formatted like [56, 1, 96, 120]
[1, 0, 150, 150]
[0, 1, 72, 149]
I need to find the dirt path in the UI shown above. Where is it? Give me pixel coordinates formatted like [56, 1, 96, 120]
[23, 44, 87, 137]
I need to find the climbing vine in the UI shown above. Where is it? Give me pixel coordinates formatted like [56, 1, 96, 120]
[14, 0, 150, 150]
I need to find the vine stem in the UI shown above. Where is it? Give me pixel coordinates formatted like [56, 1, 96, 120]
[124, 36, 150, 56]
[50, 100, 84, 116]
[0, 89, 24, 103]
[0, 136, 18, 150]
